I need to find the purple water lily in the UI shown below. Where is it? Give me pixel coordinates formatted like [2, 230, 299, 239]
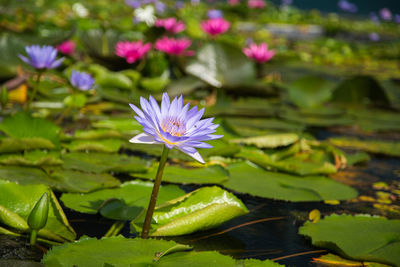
[70, 70, 95, 91]
[380, 8, 392, 21]
[19, 45, 64, 70]
[338, 0, 357, 13]
[207, 9, 223, 19]
[129, 93, 222, 163]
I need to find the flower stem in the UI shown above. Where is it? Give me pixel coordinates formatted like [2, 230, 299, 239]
[141, 145, 170, 239]
[26, 71, 43, 111]
[30, 229, 38, 246]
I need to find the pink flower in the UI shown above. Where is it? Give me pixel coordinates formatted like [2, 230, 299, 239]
[115, 41, 151, 63]
[228, 0, 240, 5]
[243, 43, 275, 63]
[56, 40, 76, 55]
[155, 36, 193, 56]
[201, 18, 230, 37]
[155, 18, 186, 34]
[247, 0, 266, 9]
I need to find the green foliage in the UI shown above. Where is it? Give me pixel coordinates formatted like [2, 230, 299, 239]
[224, 161, 357, 202]
[230, 133, 299, 148]
[63, 139, 122, 153]
[0, 180, 75, 242]
[299, 214, 400, 266]
[329, 137, 400, 157]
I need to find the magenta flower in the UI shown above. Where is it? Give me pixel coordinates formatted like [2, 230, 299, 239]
[247, 0, 266, 9]
[155, 37, 193, 56]
[56, 40, 76, 55]
[155, 18, 186, 34]
[129, 93, 222, 163]
[201, 18, 230, 37]
[243, 43, 276, 63]
[115, 41, 151, 64]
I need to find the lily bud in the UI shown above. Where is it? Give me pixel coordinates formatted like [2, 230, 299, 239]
[28, 192, 49, 231]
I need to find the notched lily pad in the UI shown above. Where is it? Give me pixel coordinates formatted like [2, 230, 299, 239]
[42, 236, 282, 266]
[224, 161, 357, 202]
[299, 214, 400, 266]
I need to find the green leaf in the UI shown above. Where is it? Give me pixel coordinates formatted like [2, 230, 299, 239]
[142, 186, 248, 236]
[134, 164, 228, 184]
[63, 139, 122, 153]
[329, 137, 400, 157]
[63, 93, 87, 108]
[73, 129, 123, 140]
[0, 137, 55, 153]
[42, 236, 282, 267]
[0, 180, 76, 242]
[237, 148, 337, 176]
[299, 214, 400, 266]
[0, 150, 62, 167]
[230, 133, 299, 148]
[60, 180, 185, 217]
[286, 76, 336, 108]
[186, 42, 256, 88]
[313, 253, 391, 267]
[223, 161, 357, 202]
[0, 112, 60, 146]
[62, 152, 150, 173]
[140, 76, 170, 92]
[92, 117, 143, 135]
[96, 72, 133, 90]
[331, 76, 390, 105]
[0, 165, 120, 193]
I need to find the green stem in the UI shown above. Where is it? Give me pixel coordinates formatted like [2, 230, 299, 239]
[30, 229, 38, 246]
[104, 221, 125, 237]
[26, 71, 43, 111]
[141, 146, 170, 239]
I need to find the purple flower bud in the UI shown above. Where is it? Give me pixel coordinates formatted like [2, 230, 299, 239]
[380, 8, 392, 21]
[370, 12, 380, 23]
[174, 1, 184, 9]
[338, 0, 357, 13]
[19, 45, 64, 70]
[369, 32, 380, 42]
[125, 0, 142, 8]
[70, 70, 95, 91]
[207, 9, 223, 19]
[155, 1, 166, 14]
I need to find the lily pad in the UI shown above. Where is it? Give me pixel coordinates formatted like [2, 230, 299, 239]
[0, 112, 60, 147]
[230, 133, 299, 148]
[299, 214, 400, 266]
[237, 148, 337, 176]
[186, 42, 256, 88]
[0, 137, 55, 153]
[42, 236, 281, 266]
[63, 139, 122, 153]
[329, 137, 400, 157]
[92, 117, 143, 135]
[313, 253, 391, 267]
[73, 129, 123, 140]
[134, 164, 229, 184]
[60, 180, 185, 216]
[0, 180, 76, 242]
[62, 152, 150, 173]
[224, 161, 357, 202]
[0, 150, 62, 167]
[143, 186, 249, 236]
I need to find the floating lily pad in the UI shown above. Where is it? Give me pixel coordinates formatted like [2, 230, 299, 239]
[0, 112, 60, 147]
[313, 253, 391, 267]
[329, 137, 400, 157]
[134, 164, 228, 184]
[237, 148, 337, 176]
[142, 186, 249, 236]
[73, 129, 123, 140]
[63, 139, 122, 153]
[0, 137, 56, 153]
[62, 152, 150, 173]
[226, 118, 305, 133]
[230, 133, 299, 148]
[0, 166, 120, 193]
[42, 236, 281, 267]
[0, 180, 76, 243]
[224, 162, 357, 202]
[92, 117, 143, 135]
[299, 214, 400, 266]
[60, 180, 185, 217]
[0, 150, 62, 167]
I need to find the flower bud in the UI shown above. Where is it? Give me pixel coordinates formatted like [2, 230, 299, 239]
[28, 192, 49, 231]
